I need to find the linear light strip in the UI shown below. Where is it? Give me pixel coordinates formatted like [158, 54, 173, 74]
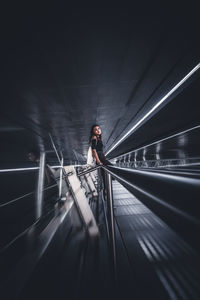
[0, 191, 35, 208]
[0, 165, 85, 173]
[106, 62, 200, 156]
[0, 167, 39, 172]
[0, 166, 63, 173]
[113, 124, 200, 160]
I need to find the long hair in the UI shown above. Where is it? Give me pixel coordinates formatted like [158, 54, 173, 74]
[89, 124, 102, 143]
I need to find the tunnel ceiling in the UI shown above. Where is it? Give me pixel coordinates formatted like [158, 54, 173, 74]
[1, 5, 200, 166]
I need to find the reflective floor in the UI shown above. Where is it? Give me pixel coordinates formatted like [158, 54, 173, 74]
[113, 181, 200, 299]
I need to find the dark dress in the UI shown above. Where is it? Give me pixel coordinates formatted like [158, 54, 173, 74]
[91, 137, 112, 189]
[91, 138, 112, 166]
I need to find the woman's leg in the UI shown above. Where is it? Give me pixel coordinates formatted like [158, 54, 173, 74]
[98, 152, 113, 166]
[97, 152, 113, 193]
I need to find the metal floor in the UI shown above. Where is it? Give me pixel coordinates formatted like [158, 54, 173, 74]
[113, 181, 200, 300]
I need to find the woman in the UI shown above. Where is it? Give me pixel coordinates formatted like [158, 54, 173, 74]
[90, 124, 112, 166]
[89, 124, 113, 191]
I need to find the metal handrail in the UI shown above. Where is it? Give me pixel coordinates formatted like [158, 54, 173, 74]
[0, 168, 73, 252]
[0, 183, 58, 208]
[0, 164, 116, 274]
[76, 165, 111, 242]
[0, 165, 100, 208]
[0, 196, 62, 254]
[77, 165, 101, 177]
[103, 165, 200, 225]
[1, 163, 118, 286]
[77, 164, 118, 282]
[106, 171, 117, 283]
[77, 165, 117, 275]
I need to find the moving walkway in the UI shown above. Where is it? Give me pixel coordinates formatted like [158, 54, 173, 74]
[1, 162, 200, 300]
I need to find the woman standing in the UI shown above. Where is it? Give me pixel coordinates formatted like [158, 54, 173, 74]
[90, 124, 112, 166]
[89, 124, 113, 191]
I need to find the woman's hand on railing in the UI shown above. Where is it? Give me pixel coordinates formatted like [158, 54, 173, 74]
[97, 160, 103, 165]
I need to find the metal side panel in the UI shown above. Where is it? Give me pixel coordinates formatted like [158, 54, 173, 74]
[64, 166, 99, 237]
[89, 168, 98, 183]
[85, 173, 98, 197]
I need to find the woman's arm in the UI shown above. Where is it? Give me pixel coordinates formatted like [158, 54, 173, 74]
[91, 136, 102, 165]
[92, 149, 102, 165]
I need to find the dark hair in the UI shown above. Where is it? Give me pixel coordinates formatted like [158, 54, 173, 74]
[89, 124, 102, 143]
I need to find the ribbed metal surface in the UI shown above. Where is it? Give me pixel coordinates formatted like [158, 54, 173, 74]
[113, 181, 200, 299]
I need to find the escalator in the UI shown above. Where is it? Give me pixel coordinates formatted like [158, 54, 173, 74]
[1, 165, 200, 300]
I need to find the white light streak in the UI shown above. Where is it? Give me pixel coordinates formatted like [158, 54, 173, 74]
[0, 166, 63, 173]
[36, 152, 45, 219]
[106, 63, 200, 156]
[0, 167, 39, 173]
[115, 124, 200, 160]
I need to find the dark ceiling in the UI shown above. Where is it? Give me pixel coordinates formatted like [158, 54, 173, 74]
[1, 4, 200, 166]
